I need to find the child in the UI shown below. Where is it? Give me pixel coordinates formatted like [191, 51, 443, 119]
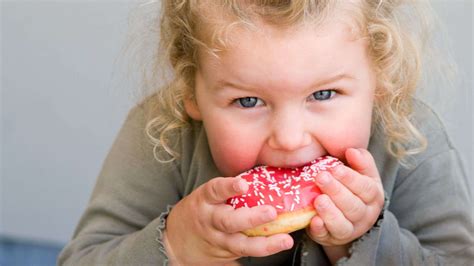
[59, 0, 472, 265]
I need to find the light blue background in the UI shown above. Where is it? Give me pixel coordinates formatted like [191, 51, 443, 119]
[1, 0, 472, 246]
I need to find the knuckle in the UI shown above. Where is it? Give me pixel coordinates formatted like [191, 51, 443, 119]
[313, 227, 329, 239]
[220, 218, 234, 232]
[346, 202, 365, 221]
[235, 242, 248, 256]
[331, 182, 343, 196]
[336, 225, 353, 240]
[195, 212, 208, 233]
[322, 209, 336, 221]
[209, 180, 221, 201]
[344, 170, 356, 184]
[362, 180, 376, 197]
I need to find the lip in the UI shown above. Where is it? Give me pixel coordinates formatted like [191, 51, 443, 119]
[258, 150, 328, 169]
[267, 160, 315, 169]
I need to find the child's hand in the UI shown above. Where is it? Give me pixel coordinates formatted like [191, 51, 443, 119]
[307, 148, 384, 252]
[164, 177, 294, 265]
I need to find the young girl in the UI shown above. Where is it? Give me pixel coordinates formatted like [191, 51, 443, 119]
[59, 0, 472, 265]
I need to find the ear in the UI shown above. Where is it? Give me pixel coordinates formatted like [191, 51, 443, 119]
[184, 97, 202, 121]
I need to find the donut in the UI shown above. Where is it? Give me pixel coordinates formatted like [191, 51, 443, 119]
[226, 156, 342, 236]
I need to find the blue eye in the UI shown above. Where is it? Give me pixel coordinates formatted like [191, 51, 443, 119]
[312, 90, 335, 101]
[236, 97, 260, 108]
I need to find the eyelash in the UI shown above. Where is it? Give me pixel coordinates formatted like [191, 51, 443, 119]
[232, 89, 338, 108]
[309, 89, 337, 101]
[232, 97, 264, 108]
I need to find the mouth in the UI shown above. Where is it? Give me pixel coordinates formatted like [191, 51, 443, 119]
[260, 160, 316, 169]
[256, 151, 329, 169]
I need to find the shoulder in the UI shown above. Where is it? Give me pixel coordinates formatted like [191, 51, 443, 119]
[368, 99, 462, 192]
[134, 94, 217, 189]
[395, 99, 466, 182]
[370, 99, 456, 163]
[410, 99, 456, 158]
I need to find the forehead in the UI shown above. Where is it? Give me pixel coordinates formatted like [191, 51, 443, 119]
[197, 22, 371, 98]
[194, 1, 364, 54]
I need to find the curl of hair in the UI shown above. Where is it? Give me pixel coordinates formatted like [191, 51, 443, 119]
[128, 0, 447, 164]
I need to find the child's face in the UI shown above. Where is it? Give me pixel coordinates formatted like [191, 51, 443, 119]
[185, 18, 376, 177]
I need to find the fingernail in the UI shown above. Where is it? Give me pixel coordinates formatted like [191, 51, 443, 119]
[317, 196, 330, 210]
[281, 239, 292, 249]
[233, 179, 247, 193]
[317, 172, 331, 187]
[264, 208, 277, 220]
[331, 166, 345, 179]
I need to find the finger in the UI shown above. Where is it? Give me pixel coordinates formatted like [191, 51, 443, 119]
[314, 194, 354, 241]
[212, 205, 277, 233]
[315, 171, 367, 222]
[202, 177, 248, 204]
[307, 215, 329, 240]
[224, 233, 293, 257]
[345, 148, 380, 180]
[329, 165, 382, 204]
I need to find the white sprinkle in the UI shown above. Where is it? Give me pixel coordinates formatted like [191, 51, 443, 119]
[276, 205, 283, 209]
[294, 195, 300, 204]
[269, 194, 274, 202]
[262, 168, 276, 183]
[258, 192, 265, 199]
[290, 203, 295, 211]
[244, 203, 249, 208]
[284, 191, 294, 195]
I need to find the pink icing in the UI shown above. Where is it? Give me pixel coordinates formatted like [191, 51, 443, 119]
[226, 156, 342, 214]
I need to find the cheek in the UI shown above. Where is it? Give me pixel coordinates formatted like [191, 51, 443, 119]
[205, 123, 263, 176]
[320, 110, 372, 161]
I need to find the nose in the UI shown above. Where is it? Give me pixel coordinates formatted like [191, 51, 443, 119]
[267, 110, 312, 151]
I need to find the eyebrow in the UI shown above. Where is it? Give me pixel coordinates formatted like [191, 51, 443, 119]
[314, 73, 355, 88]
[214, 73, 355, 92]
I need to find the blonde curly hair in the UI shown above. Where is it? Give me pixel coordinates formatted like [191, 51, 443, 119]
[127, 0, 440, 164]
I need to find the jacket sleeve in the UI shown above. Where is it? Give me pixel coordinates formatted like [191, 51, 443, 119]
[339, 150, 473, 265]
[58, 103, 184, 265]
[337, 105, 473, 265]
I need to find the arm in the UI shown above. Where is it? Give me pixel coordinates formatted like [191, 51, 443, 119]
[58, 103, 294, 265]
[337, 102, 474, 265]
[58, 104, 183, 265]
[337, 151, 473, 265]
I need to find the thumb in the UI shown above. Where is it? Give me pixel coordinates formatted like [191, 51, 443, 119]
[345, 148, 380, 179]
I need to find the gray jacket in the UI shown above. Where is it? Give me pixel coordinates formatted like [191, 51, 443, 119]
[58, 100, 473, 265]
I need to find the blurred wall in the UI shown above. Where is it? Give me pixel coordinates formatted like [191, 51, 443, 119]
[2, 1, 135, 244]
[1, 1, 472, 245]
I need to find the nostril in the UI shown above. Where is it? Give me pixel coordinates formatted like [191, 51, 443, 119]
[268, 131, 312, 151]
